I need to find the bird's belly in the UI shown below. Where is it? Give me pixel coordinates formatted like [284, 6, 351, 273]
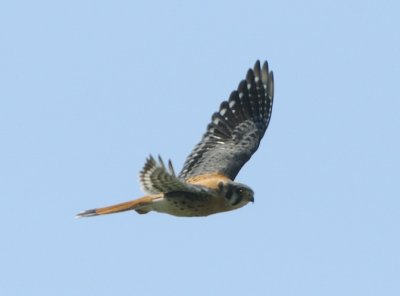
[152, 192, 229, 217]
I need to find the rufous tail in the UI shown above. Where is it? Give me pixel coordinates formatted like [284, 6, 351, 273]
[76, 195, 158, 218]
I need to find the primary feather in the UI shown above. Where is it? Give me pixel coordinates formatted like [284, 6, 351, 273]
[179, 60, 274, 180]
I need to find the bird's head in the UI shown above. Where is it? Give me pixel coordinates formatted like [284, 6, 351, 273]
[219, 181, 254, 208]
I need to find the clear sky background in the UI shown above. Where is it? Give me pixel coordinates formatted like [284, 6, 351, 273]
[1, 1, 399, 295]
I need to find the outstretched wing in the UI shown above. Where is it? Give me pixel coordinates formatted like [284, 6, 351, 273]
[179, 60, 274, 181]
[140, 155, 203, 194]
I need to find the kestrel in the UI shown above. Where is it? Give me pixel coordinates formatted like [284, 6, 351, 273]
[77, 60, 274, 218]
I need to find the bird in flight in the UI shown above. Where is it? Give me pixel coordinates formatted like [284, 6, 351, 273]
[77, 60, 274, 218]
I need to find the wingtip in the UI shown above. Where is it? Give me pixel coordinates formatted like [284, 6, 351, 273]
[254, 60, 261, 71]
[262, 60, 269, 71]
[268, 71, 274, 99]
[246, 68, 255, 83]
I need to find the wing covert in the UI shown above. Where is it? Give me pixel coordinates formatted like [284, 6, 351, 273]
[179, 60, 274, 180]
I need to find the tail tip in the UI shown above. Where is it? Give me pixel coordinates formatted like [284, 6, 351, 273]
[76, 209, 98, 218]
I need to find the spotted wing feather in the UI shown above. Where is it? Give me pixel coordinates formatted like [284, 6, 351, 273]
[179, 60, 274, 180]
[140, 155, 201, 194]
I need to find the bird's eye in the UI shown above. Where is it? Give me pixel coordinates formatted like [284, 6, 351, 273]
[236, 188, 244, 194]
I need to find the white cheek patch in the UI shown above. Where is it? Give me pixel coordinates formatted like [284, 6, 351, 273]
[230, 191, 242, 206]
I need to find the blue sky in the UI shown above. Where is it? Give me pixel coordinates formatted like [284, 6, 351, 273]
[1, 0, 399, 295]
